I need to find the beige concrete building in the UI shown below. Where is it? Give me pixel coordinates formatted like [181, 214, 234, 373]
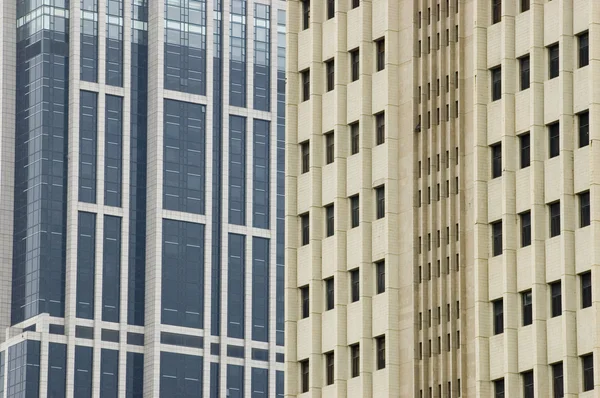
[284, 0, 600, 396]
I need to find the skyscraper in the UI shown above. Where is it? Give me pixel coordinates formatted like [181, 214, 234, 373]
[286, 0, 599, 397]
[0, 0, 285, 396]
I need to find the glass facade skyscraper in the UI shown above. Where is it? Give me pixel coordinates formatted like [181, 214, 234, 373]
[0, 0, 285, 396]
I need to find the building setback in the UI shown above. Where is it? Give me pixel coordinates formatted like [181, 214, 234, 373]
[285, 0, 600, 397]
[0, 0, 285, 396]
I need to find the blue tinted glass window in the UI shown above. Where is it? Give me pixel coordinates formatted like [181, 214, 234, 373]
[163, 99, 206, 214]
[210, 363, 219, 398]
[252, 237, 269, 342]
[227, 364, 244, 398]
[229, 0, 247, 107]
[251, 368, 268, 398]
[227, 234, 245, 338]
[81, 0, 98, 82]
[276, 370, 284, 398]
[164, 0, 207, 94]
[162, 219, 205, 328]
[48, 343, 67, 398]
[74, 346, 93, 398]
[77, 212, 96, 319]
[105, 95, 123, 206]
[7, 341, 40, 398]
[0, 351, 4, 398]
[106, 0, 124, 86]
[100, 349, 119, 397]
[229, 115, 246, 225]
[160, 352, 202, 397]
[79, 91, 98, 203]
[253, 119, 270, 229]
[253, 4, 270, 111]
[126, 352, 144, 398]
[102, 216, 122, 322]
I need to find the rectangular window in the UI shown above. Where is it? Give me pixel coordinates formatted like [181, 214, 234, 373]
[521, 0, 530, 12]
[350, 344, 360, 377]
[376, 336, 386, 370]
[522, 290, 532, 326]
[550, 202, 561, 237]
[301, 213, 310, 245]
[493, 299, 504, 335]
[350, 122, 360, 154]
[102, 216, 122, 322]
[579, 110, 589, 148]
[104, 95, 123, 207]
[327, 0, 335, 19]
[350, 269, 360, 302]
[376, 261, 385, 294]
[583, 354, 594, 391]
[520, 55, 530, 90]
[520, 211, 531, 247]
[375, 186, 385, 219]
[302, 0, 310, 30]
[376, 112, 385, 145]
[325, 278, 334, 310]
[350, 49, 359, 81]
[301, 69, 310, 101]
[551, 281, 562, 317]
[376, 38, 385, 71]
[552, 363, 563, 398]
[579, 31, 589, 68]
[326, 204, 334, 237]
[352, 0, 360, 8]
[548, 43, 559, 79]
[580, 191, 590, 227]
[252, 119, 270, 229]
[325, 132, 334, 164]
[325, 352, 334, 385]
[79, 91, 98, 203]
[100, 349, 119, 397]
[520, 133, 530, 168]
[492, 0, 501, 23]
[492, 221, 503, 256]
[494, 379, 505, 398]
[229, 116, 246, 225]
[300, 286, 309, 318]
[301, 141, 309, 173]
[491, 143, 502, 178]
[581, 271, 592, 309]
[300, 360, 309, 392]
[350, 195, 359, 228]
[326, 59, 334, 92]
[227, 234, 245, 338]
[522, 371, 534, 398]
[549, 122, 560, 158]
[491, 66, 501, 101]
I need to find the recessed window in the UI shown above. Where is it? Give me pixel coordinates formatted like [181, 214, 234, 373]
[301, 69, 310, 101]
[350, 269, 359, 302]
[492, 221, 502, 256]
[578, 110, 589, 148]
[375, 186, 385, 219]
[492, 0, 501, 24]
[350, 344, 360, 377]
[522, 370, 534, 398]
[325, 278, 334, 310]
[350, 49, 359, 81]
[491, 142, 502, 178]
[520, 211, 531, 247]
[581, 271, 592, 309]
[301, 213, 310, 245]
[300, 359, 309, 392]
[376, 335, 386, 370]
[325, 352, 334, 385]
[582, 354, 594, 391]
[375, 260, 385, 294]
[491, 66, 502, 101]
[376, 38, 385, 71]
[552, 362, 563, 398]
[548, 122, 560, 158]
[300, 286, 309, 318]
[579, 191, 590, 227]
[326, 59, 334, 92]
[350, 195, 359, 228]
[350, 122, 359, 155]
[325, 204, 334, 237]
[549, 201, 560, 237]
[522, 290, 532, 326]
[578, 31, 589, 68]
[351, 0, 360, 9]
[494, 379, 505, 398]
[521, 0, 530, 12]
[548, 43, 559, 79]
[327, 0, 335, 19]
[375, 112, 385, 145]
[493, 299, 504, 335]
[302, 0, 310, 30]
[325, 131, 334, 164]
[301, 141, 310, 173]
[550, 280, 562, 317]
[520, 55, 530, 90]
[520, 133, 530, 168]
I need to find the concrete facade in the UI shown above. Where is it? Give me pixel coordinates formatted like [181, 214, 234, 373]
[285, 0, 600, 397]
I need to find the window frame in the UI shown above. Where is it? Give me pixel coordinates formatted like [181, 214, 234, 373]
[376, 38, 385, 72]
[579, 191, 590, 228]
[520, 55, 530, 90]
[522, 290, 532, 326]
[325, 131, 334, 164]
[519, 132, 530, 168]
[494, 379, 505, 398]
[350, 195, 359, 228]
[375, 185, 385, 219]
[325, 278, 334, 311]
[350, 344, 360, 377]
[552, 362, 563, 398]
[548, 43, 559, 79]
[491, 142, 502, 178]
[492, 0, 501, 24]
[325, 352, 334, 385]
[350, 49, 359, 82]
[581, 271, 592, 309]
[522, 370, 534, 398]
[325, 59, 334, 92]
[520, 211, 531, 247]
[578, 31, 589, 68]
[300, 359, 309, 393]
[548, 122, 560, 158]
[375, 260, 385, 294]
[301, 213, 310, 246]
[491, 66, 502, 101]
[325, 204, 334, 237]
[301, 69, 310, 101]
[350, 269, 359, 302]
[375, 112, 385, 145]
[550, 280, 562, 318]
[492, 220, 503, 257]
[582, 354, 594, 392]
[301, 141, 310, 173]
[493, 299, 504, 335]
[302, 0, 310, 30]
[549, 201, 561, 237]
[350, 122, 359, 155]
[351, 0, 360, 9]
[327, 0, 335, 20]
[578, 110, 589, 148]
[521, 0, 530, 12]
[300, 286, 309, 318]
[376, 335, 386, 370]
